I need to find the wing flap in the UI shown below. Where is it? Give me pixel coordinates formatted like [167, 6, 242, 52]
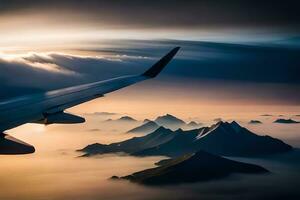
[34, 112, 85, 125]
[0, 133, 35, 154]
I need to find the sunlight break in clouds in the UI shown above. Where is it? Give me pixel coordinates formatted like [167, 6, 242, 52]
[0, 52, 76, 75]
[0, 51, 150, 76]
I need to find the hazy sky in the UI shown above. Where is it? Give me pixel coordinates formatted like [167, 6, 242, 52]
[1, 0, 299, 29]
[0, 0, 299, 107]
[1, 0, 300, 44]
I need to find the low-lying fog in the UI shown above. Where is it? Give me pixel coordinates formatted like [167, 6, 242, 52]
[1, 112, 300, 200]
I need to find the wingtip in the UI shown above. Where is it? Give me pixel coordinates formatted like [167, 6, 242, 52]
[174, 46, 181, 52]
[142, 47, 180, 78]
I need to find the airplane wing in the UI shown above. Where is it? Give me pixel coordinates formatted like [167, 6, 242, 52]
[0, 47, 180, 154]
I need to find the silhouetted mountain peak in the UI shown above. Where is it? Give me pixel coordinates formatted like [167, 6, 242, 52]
[146, 121, 157, 126]
[118, 116, 137, 122]
[81, 120, 292, 158]
[79, 143, 107, 152]
[214, 120, 226, 127]
[196, 121, 225, 139]
[155, 126, 171, 133]
[155, 114, 185, 124]
[136, 120, 292, 157]
[188, 121, 198, 126]
[175, 128, 184, 132]
[230, 121, 243, 132]
[208, 121, 243, 134]
[79, 125, 176, 156]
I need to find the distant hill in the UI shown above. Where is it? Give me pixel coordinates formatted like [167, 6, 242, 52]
[135, 121, 292, 157]
[213, 118, 222, 122]
[154, 114, 186, 130]
[273, 118, 300, 124]
[117, 116, 137, 122]
[104, 116, 138, 123]
[78, 127, 176, 156]
[112, 151, 269, 185]
[187, 121, 198, 126]
[127, 119, 201, 134]
[183, 121, 202, 130]
[127, 121, 159, 134]
[93, 112, 116, 116]
[249, 120, 262, 124]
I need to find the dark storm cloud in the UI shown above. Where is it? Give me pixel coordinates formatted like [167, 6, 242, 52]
[84, 39, 300, 84]
[168, 41, 300, 83]
[0, 0, 299, 29]
[1, 39, 300, 104]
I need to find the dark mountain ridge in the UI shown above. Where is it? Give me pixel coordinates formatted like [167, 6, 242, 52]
[80, 121, 292, 158]
[135, 121, 292, 157]
[113, 150, 269, 185]
[79, 126, 176, 156]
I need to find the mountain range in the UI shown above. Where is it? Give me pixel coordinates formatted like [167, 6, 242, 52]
[135, 121, 292, 157]
[104, 116, 138, 123]
[112, 150, 269, 185]
[127, 114, 202, 133]
[80, 121, 292, 157]
[79, 127, 175, 156]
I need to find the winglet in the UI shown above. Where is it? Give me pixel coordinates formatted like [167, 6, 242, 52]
[142, 47, 180, 78]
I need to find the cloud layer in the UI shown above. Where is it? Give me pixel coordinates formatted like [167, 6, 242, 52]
[0, 39, 299, 105]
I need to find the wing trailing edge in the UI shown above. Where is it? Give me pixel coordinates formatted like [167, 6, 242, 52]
[0, 133, 35, 154]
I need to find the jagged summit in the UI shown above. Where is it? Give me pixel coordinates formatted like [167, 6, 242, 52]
[79, 126, 176, 156]
[230, 120, 243, 131]
[135, 121, 292, 157]
[80, 120, 292, 158]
